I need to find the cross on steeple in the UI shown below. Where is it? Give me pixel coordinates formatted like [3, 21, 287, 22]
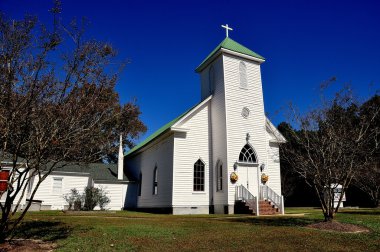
[221, 24, 233, 37]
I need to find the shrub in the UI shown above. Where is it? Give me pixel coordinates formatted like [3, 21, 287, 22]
[83, 186, 98, 211]
[64, 186, 110, 211]
[97, 187, 111, 210]
[63, 188, 81, 210]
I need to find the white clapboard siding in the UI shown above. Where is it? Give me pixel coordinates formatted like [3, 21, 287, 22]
[0, 167, 29, 208]
[173, 101, 210, 207]
[32, 173, 91, 210]
[265, 133, 282, 196]
[127, 135, 174, 208]
[93, 183, 128, 210]
[223, 54, 268, 205]
[200, 57, 229, 207]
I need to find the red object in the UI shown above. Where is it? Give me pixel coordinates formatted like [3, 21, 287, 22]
[0, 171, 10, 192]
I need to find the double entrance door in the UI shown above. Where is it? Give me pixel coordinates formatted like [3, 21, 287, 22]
[237, 163, 259, 195]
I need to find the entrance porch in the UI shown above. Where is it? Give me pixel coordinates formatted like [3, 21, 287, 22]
[235, 184, 284, 216]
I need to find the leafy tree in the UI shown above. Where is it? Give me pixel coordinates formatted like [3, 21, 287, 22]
[0, 2, 146, 242]
[279, 83, 379, 221]
[278, 123, 299, 201]
[353, 95, 380, 207]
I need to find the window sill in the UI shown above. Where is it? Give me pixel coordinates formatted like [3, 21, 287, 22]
[192, 191, 206, 195]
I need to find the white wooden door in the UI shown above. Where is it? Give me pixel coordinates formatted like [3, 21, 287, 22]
[237, 165, 257, 194]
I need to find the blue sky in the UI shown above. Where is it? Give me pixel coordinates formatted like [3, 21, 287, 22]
[2, 0, 380, 146]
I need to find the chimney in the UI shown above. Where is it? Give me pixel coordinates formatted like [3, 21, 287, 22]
[118, 134, 124, 180]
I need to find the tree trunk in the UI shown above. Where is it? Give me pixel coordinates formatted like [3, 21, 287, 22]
[323, 210, 334, 222]
[0, 219, 8, 243]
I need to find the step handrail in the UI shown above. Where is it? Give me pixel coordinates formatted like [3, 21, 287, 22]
[235, 184, 258, 215]
[260, 185, 284, 214]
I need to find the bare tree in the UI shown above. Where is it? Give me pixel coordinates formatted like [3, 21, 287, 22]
[0, 3, 146, 242]
[280, 82, 379, 221]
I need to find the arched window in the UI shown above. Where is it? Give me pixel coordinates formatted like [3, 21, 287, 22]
[193, 159, 205, 191]
[216, 161, 223, 191]
[239, 144, 257, 163]
[153, 165, 158, 195]
[138, 172, 142, 196]
[209, 66, 215, 94]
[239, 61, 248, 89]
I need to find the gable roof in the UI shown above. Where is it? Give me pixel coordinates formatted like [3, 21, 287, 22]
[1, 156, 127, 182]
[265, 117, 286, 143]
[124, 109, 191, 158]
[195, 37, 265, 72]
[53, 162, 128, 182]
[125, 96, 212, 158]
[0, 151, 27, 164]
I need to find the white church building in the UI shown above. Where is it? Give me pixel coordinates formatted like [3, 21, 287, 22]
[1, 30, 285, 215]
[124, 31, 286, 215]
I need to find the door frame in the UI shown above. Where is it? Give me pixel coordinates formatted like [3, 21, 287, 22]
[235, 162, 259, 195]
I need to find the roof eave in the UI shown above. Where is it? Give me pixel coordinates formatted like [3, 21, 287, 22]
[195, 49, 222, 73]
[94, 179, 131, 184]
[220, 48, 265, 64]
[195, 48, 265, 73]
[125, 95, 213, 158]
[124, 129, 173, 158]
[265, 117, 287, 143]
[172, 95, 212, 127]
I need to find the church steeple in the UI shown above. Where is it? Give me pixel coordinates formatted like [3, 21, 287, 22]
[195, 37, 265, 73]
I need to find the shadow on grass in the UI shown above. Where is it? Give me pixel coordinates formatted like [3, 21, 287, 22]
[224, 217, 321, 227]
[339, 210, 380, 215]
[12, 221, 73, 242]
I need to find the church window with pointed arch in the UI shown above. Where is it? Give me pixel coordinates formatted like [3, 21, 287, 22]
[138, 172, 142, 196]
[216, 160, 223, 191]
[209, 65, 215, 94]
[193, 159, 205, 191]
[239, 61, 248, 89]
[239, 144, 257, 163]
[153, 165, 158, 195]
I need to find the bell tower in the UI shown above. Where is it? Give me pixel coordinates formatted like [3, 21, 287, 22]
[196, 27, 267, 214]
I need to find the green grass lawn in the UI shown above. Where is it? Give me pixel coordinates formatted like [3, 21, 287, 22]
[13, 208, 380, 251]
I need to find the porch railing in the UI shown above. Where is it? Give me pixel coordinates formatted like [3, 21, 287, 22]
[235, 184, 259, 215]
[260, 185, 284, 214]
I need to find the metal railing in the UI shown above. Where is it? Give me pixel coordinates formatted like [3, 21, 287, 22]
[260, 185, 284, 214]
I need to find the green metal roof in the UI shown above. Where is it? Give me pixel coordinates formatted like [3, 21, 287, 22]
[125, 103, 199, 157]
[195, 37, 265, 72]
